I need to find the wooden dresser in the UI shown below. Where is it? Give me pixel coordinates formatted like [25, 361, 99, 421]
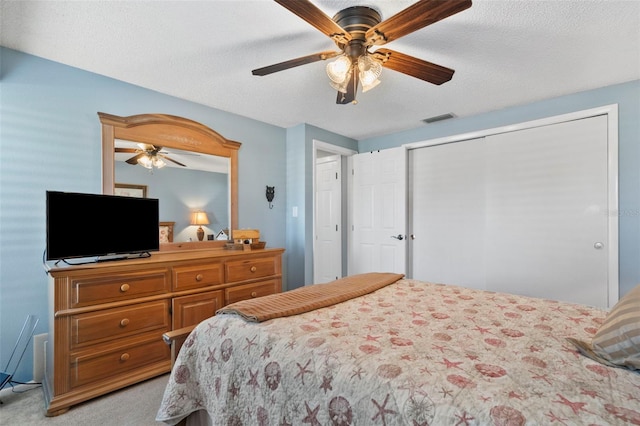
[44, 247, 284, 416]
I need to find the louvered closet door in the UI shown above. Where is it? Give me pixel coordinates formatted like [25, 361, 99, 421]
[411, 115, 609, 307]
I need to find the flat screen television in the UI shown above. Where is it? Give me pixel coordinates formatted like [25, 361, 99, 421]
[46, 191, 159, 262]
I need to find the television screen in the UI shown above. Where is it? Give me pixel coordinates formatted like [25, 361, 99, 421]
[46, 191, 159, 261]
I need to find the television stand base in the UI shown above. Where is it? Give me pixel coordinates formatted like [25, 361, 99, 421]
[96, 252, 151, 263]
[51, 252, 152, 267]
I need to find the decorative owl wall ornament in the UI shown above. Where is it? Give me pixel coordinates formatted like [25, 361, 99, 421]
[266, 186, 275, 209]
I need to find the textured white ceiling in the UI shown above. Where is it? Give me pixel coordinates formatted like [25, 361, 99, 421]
[1, 0, 639, 140]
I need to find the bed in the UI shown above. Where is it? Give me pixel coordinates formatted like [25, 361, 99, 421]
[157, 273, 640, 425]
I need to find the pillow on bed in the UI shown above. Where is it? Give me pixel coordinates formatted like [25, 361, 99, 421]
[567, 284, 640, 370]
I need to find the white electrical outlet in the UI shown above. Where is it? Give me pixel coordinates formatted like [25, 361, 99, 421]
[33, 333, 48, 383]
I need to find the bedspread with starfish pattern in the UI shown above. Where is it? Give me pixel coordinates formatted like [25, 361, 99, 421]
[157, 279, 640, 425]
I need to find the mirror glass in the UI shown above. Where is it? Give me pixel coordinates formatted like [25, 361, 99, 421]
[114, 140, 230, 243]
[99, 112, 240, 251]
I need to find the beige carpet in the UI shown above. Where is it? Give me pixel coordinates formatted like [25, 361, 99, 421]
[0, 374, 170, 425]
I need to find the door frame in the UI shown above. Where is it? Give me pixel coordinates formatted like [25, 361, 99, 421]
[404, 104, 619, 306]
[312, 140, 357, 283]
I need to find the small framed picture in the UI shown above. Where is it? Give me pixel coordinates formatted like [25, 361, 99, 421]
[114, 183, 147, 198]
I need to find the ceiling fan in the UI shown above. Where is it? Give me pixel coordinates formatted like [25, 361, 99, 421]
[252, 0, 472, 104]
[115, 143, 187, 169]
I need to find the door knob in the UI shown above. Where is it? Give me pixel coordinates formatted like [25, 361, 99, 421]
[594, 242, 604, 249]
[391, 234, 404, 240]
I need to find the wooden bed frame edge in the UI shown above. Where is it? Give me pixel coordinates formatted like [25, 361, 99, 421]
[162, 325, 196, 365]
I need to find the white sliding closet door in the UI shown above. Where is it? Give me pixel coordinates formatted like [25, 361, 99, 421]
[411, 115, 610, 307]
[410, 138, 486, 289]
[484, 116, 609, 306]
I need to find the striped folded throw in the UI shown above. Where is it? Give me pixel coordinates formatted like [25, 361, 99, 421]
[567, 283, 640, 370]
[217, 272, 404, 322]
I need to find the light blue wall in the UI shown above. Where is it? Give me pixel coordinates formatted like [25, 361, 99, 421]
[360, 79, 640, 298]
[285, 124, 358, 289]
[0, 47, 288, 383]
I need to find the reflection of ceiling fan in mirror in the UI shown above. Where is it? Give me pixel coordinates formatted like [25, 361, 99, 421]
[252, 0, 472, 104]
[115, 140, 229, 173]
[115, 143, 187, 170]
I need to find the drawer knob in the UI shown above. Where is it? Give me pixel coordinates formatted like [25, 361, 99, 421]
[120, 353, 130, 362]
[120, 283, 130, 292]
[250, 266, 257, 273]
[120, 318, 130, 327]
[195, 274, 203, 281]
[251, 291, 258, 298]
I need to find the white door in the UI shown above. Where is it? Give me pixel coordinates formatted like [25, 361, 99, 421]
[349, 147, 407, 275]
[411, 115, 611, 307]
[314, 155, 342, 283]
[483, 116, 609, 306]
[410, 138, 486, 289]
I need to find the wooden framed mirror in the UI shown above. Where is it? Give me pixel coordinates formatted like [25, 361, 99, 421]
[99, 112, 240, 250]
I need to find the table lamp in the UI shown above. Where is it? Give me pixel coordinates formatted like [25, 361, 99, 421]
[191, 211, 210, 241]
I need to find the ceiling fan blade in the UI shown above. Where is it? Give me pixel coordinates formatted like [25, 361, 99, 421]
[137, 143, 155, 151]
[159, 154, 187, 167]
[253, 50, 341, 76]
[336, 68, 359, 105]
[373, 48, 454, 85]
[275, 0, 351, 44]
[125, 153, 145, 165]
[114, 148, 139, 154]
[366, 0, 472, 46]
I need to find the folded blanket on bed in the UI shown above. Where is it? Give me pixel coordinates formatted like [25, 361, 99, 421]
[216, 272, 404, 322]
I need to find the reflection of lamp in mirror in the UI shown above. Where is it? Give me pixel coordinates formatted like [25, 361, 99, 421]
[191, 211, 210, 241]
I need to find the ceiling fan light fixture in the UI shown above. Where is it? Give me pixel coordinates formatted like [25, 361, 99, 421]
[138, 153, 166, 169]
[358, 55, 382, 92]
[153, 156, 166, 169]
[137, 155, 153, 169]
[326, 55, 352, 83]
[361, 77, 381, 93]
[358, 55, 381, 80]
[329, 77, 350, 93]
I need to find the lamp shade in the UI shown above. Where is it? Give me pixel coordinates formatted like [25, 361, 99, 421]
[191, 211, 210, 226]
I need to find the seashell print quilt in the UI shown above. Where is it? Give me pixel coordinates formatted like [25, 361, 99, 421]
[156, 279, 640, 425]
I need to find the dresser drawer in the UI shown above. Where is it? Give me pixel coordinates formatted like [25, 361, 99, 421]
[71, 301, 170, 349]
[71, 269, 169, 307]
[173, 262, 224, 291]
[226, 256, 278, 282]
[225, 279, 281, 305]
[70, 337, 169, 388]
